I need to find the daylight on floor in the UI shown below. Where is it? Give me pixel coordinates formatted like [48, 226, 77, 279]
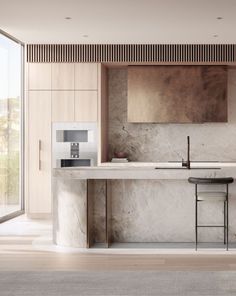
[1, 0, 236, 295]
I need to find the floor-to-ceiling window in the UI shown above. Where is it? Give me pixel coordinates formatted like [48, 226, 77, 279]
[0, 31, 24, 221]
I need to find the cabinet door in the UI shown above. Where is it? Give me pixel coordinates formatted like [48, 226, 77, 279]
[75, 63, 98, 90]
[52, 63, 74, 90]
[75, 91, 97, 122]
[52, 91, 75, 122]
[28, 91, 51, 214]
[28, 63, 51, 90]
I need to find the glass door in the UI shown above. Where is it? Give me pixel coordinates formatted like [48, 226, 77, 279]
[0, 31, 24, 221]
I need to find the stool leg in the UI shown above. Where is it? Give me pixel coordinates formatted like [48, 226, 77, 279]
[224, 201, 226, 245]
[226, 184, 229, 251]
[195, 184, 198, 251]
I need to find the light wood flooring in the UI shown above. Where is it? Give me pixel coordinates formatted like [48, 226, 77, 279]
[1, 215, 236, 271]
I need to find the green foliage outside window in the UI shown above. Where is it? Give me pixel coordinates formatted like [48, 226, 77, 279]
[0, 97, 20, 205]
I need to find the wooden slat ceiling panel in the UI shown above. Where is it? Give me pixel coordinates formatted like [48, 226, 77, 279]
[26, 44, 236, 63]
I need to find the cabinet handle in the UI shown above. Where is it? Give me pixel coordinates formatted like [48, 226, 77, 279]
[39, 139, 41, 170]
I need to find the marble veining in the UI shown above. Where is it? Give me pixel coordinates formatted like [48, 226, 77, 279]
[92, 180, 106, 243]
[53, 67, 236, 247]
[53, 178, 87, 248]
[108, 68, 236, 162]
[53, 171, 236, 244]
[110, 180, 236, 243]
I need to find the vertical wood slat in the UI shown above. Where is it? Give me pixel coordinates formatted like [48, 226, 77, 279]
[26, 44, 236, 63]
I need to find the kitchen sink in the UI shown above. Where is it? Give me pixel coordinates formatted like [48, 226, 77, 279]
[155, 167, 221, 170]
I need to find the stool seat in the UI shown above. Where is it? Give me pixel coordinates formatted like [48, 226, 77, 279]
[188, 177, 234, 185]
[197, 191, 226, 201]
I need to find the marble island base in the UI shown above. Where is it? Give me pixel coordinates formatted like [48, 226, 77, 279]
[53, 167, 236, 248]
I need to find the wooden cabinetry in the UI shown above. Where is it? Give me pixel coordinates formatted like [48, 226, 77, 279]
[51, 63, 98, 122]
[75, 91, 98, 122]
[27, 91, 52, 214]
[28, 63, 51, 90]
[75, 63, 98, 90]
[26, 62, 106, 217]
[52, 63, 75, 90]
[52, 91, 75, 122]
[52, 90, 97, 122]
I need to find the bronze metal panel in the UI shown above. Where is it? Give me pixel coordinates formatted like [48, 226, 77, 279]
[128, 66, 227, 123]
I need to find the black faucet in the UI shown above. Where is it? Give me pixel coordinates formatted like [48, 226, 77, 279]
[182, 136, 190, 169]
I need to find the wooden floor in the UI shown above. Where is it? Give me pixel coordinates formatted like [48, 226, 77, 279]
[1, 215, 236, 271]
[2, 252, 236, 271]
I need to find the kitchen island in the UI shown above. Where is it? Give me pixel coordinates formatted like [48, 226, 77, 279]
[53, 163, 236, 248]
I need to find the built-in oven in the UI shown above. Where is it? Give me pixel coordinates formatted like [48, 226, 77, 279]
[52, 122, 97, 168]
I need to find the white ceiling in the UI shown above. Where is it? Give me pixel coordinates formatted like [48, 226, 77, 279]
[0, 0, 236, 44]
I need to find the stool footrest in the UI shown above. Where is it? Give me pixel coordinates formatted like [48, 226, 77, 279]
[197, 225, 225, 228]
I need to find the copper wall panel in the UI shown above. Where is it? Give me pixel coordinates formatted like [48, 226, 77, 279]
[128, 66, 227, 123]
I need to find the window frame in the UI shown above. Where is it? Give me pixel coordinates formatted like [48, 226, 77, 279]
[0, 29, 25, 223]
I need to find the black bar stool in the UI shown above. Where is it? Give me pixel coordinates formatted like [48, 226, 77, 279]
[188, 177, 234, 251]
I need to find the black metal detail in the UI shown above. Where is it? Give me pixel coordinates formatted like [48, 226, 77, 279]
[192, 180, 231, 251]
[182, 136, 190, 169]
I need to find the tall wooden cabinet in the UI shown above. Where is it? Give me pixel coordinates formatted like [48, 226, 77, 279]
[75, 91, 98, 122]
[28, 63, 51, 90]
[51, 63, 98, 122]
[52, 63, 75, 90]
[75, 63, 98, 90]
[26, 62, 107, 217]
[51, 91, 75, 122]
[27, 91, 52, 214]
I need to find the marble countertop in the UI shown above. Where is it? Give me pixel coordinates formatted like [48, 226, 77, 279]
[99, 161, 236, 168]
[53, 162, 236, 180]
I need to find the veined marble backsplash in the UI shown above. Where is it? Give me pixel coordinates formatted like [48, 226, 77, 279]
[92, 179, 236, 243]
[108, 68, 236, 162]
[92, 67, 236, 244]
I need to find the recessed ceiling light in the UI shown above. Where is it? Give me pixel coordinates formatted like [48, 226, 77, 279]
[65, 17, 72, 20]
[213, 34, 218, 37]
[83, 35, 88, 38]
[216, 17, 223, 20]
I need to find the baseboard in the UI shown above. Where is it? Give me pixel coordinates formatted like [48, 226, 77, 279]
[27, 213, 52, 219]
